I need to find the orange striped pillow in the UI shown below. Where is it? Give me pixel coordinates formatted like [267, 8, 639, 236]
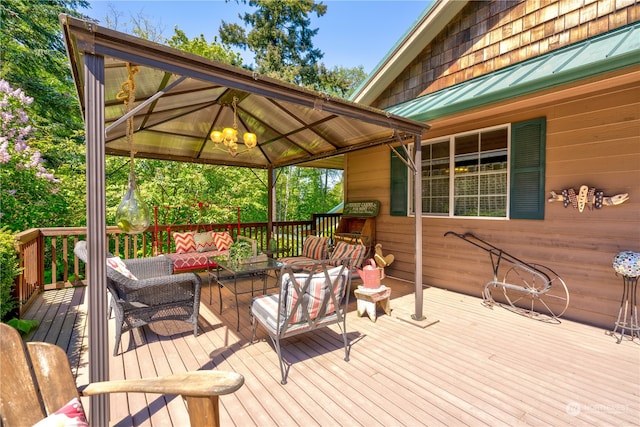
[302, 235, 329, 260]
[173, 231, 196, 254]
[212, 232, 234, 251]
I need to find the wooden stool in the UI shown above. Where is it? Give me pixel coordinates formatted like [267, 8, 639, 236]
[354, 285, 391, 322]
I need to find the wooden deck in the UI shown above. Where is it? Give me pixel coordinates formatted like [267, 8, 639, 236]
[22, 276, 640, 426]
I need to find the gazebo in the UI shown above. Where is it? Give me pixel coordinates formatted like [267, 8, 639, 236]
[60, 14, 430, 424]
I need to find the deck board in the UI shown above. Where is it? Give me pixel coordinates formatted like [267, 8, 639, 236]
[21, 276, 640, 426]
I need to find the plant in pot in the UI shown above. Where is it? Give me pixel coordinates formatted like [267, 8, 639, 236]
[228, 239, 254, 265]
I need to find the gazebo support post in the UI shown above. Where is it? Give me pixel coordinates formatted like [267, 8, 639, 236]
[84, 52, 110, 425]
[412, 134, 425, 321]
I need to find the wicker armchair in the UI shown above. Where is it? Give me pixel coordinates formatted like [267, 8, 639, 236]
[74, 241, 202, 356]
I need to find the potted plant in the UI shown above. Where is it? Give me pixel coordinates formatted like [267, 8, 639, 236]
[228, 239, 255, 265]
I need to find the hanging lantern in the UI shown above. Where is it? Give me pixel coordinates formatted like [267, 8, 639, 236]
[114, 63, 150, 234]
[115, 170, 150, 234]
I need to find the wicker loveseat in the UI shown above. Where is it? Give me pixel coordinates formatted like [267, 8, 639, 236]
[74, 240, 202, 356]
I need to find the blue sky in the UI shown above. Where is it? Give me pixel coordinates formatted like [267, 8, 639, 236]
[86, 0, 431, 73]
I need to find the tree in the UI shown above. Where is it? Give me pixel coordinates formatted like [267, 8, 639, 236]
[166, 28, 243, 66]
[0, 0, 88, 137]
[219, 0, 327, 87]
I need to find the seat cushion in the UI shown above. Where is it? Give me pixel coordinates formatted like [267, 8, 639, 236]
[301, 235, 330, 260]
[283, 266, 347, 323]
[330, 241, 366, 268]
[106, 256, 137, 280]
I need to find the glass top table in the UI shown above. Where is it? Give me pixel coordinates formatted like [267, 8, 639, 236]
[208, 257, 283, 331]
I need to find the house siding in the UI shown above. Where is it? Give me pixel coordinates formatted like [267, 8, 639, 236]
[346, 68, 640, 328]
[371, 0, 639, 110]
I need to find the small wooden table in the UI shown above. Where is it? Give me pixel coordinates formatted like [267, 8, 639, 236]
[354, 285, 391, 322]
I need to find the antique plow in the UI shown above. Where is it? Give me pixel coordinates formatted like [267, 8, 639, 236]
[445, 231, 569, 323]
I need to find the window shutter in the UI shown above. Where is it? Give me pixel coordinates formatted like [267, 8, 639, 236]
[510, 117, 546, 219]
[390, 148, 408, 216]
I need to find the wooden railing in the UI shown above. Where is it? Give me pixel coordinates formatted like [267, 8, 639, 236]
[12, 213, 342, 317]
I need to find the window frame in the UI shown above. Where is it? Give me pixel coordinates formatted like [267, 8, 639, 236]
[410, 124, 511, 219]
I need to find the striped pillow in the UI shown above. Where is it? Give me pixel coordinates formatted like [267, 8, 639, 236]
[302, 235, 329, 260]
[330, 241, 366, 268]
[173, 231, 196, 254]
[282, 266, 347, 324]
[212, 231, 234, 251]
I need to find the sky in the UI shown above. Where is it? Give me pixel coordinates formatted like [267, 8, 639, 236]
[86, 0, 431, 74]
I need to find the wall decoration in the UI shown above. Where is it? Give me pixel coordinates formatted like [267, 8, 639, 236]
[548, 185, 629, 212]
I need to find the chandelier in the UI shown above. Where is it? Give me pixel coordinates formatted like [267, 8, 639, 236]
[210, 96, 257, 157]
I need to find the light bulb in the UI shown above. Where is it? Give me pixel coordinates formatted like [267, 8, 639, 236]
[223, 127, 238, 143]
[210, 130, 223, 143]
[243, 132, 257, 148]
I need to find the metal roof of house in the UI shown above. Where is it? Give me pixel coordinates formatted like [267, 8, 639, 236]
[60, 15, 429, 171]
[386, 22, 640, 122]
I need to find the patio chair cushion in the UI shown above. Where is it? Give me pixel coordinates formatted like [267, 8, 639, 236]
[106, 257, 137, 280]
[301, 235, 330, 260]
[330, 241, 366, 268]
[251, 265, 348, 334]
[193, 231, 217, 252]
[173, 231, 196, 254]
[32, 397, 88, 427]
[283, 266, 347, 323]
[212, 231, 234, 251]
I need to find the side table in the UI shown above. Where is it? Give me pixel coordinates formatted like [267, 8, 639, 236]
[611, 275, 639, 343]
[611, 250, 640, 343]
[354, 285, 391, 322]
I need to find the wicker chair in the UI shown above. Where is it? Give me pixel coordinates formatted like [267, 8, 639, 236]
[74, 240, 202, 356]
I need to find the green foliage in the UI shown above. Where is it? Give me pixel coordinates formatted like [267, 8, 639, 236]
[0, 80, 73, 231]
[1, 1, 88, 230]
[6, 318, 39, 335]
[166, 28, 243, 66]
[228, 239, 254, 265]
[219, 0, 327, 87]
[0, 0, 88, 136]
[0, 227, 19, 321]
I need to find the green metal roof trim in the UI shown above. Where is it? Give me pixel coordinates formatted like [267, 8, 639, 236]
[387, 22, 640, 122]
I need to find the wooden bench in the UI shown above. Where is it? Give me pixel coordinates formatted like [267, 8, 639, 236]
[0, 323, 244, 426]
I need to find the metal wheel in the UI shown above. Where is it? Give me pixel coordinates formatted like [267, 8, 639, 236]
[501, 264, 569, 323]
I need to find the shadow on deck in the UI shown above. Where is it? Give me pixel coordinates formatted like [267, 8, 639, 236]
[22, 276, 640, 426]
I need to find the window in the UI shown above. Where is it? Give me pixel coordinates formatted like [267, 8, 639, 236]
[390, 118, 546, 220]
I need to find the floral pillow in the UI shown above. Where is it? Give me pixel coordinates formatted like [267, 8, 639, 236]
[106, 257, 137, 280]
[173, 231, 196, 254]
[33, 397, 88, 427]
[212, 232, 234, 251]
[193, 232, 217, 252]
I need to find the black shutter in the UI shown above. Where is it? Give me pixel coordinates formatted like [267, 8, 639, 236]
[390, 148, 409, 216]
[510, 117, 546, 219]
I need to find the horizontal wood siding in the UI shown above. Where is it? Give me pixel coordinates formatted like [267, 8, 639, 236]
[346, 72, 640, 329]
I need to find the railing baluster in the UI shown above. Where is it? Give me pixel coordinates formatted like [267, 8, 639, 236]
[12, 214, 342, 318]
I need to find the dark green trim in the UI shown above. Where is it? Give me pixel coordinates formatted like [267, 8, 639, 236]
[390, 149, 409, 216]
[510, 118, 546, 220]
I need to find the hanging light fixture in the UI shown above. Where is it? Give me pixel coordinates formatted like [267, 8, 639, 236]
[114, 63, 151, 234]
[210, 96, 257, 157]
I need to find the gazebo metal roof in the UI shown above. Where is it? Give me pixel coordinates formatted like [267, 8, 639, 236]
[61, 15, 429, 170]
